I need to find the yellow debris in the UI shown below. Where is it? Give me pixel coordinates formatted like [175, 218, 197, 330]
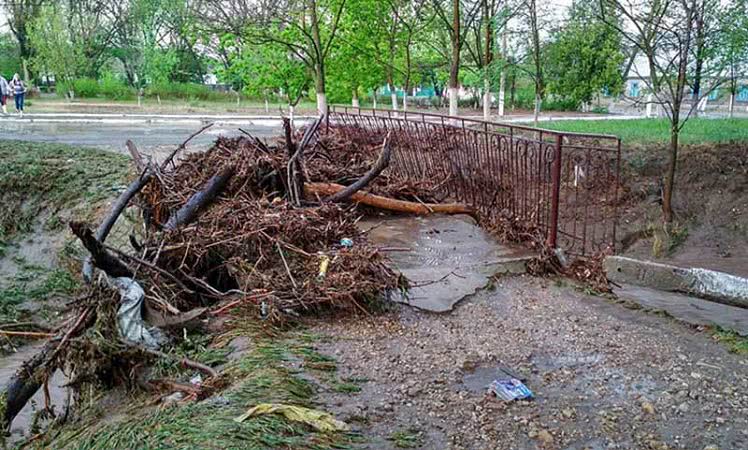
[234, 403, 349, 432]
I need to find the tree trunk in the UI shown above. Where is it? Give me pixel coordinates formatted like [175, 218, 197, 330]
[352, 89, 359, 107]
[309, 0, 327, 115]
[449, 0, 461, 118]
[482, 0, 493, 121]
[729, 93, 735, 118]
[498, 30, 507, 117]
[529, 0, 543, 124]
[533, 94, 542, 125]
[373, 88, 378, 108]
[510, 73, 516, 109]
[403, 92, 408, 111]
[662, 127, 678, 223]
[391, 88, 398, 110]
[691, 0, 706, 119]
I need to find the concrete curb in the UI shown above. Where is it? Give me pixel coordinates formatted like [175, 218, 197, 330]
[604, 256, 748, 309]
[0, 114, 315, 126]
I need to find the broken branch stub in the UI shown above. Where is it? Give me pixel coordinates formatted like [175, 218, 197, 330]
[163, 166, 235, 231]
[161, 122, 214, 170]
[287, 117, 323, 206]
[71, 222, 133, 278]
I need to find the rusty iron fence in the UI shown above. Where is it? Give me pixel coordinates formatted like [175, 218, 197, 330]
[325, 105, 621, 256]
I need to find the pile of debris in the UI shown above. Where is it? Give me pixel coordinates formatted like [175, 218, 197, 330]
[1, 118, 476, 434]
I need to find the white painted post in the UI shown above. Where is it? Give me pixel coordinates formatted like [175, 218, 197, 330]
[449, 87, 458, 117]
[316, 93, 327, 116]
[646, 94, 653, 118]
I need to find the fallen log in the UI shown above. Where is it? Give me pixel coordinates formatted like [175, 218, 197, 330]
[82, 142, 153, 282]
[2, 341, 56, 433]
[164, 166, 235, 231]
[70, 222, 133, 278]
[324, 132, 391, 203]
[305, 182, 476, 217]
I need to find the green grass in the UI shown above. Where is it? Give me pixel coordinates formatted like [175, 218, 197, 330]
[388, 428, 424, 449]
[48, 331, 358, 450]
[713, 329, 748, 354]
[0, 140, 130, 245]
[532, 118, 748, 144]
[0, 258, 78, 325]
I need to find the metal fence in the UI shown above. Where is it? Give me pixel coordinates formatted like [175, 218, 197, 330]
[325, 105, 621, 256]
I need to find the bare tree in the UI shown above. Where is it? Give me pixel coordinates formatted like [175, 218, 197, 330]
[601, 0, 729, 222]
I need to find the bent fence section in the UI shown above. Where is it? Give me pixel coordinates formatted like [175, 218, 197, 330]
[325, 105, 622, 257]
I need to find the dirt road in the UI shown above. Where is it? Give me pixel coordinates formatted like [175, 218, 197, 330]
[312, 276, 748, 450]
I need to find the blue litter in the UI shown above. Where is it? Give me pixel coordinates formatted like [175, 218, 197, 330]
[340, 238, 354, 248]
[490, 378, 534, 401]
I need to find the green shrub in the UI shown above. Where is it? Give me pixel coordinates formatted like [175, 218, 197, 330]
[543, 96, 579, 111]
[72, 78, 100, 98]
[100, 75, 135, 100]
[145, 82, 232, 101]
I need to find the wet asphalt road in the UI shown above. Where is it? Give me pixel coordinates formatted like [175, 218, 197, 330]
[0, 117, 289, 153]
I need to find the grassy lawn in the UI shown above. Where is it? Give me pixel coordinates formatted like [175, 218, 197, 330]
[534, 118, 748, 144]
[30, 96, 321, 115]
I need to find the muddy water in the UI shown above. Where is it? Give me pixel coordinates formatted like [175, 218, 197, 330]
[0, 344, 69, 446]
[360, 214, 534, 312]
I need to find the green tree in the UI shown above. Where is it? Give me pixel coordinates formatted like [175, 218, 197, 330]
[0, 33, 23, 80]
[546, 2, 624, 108]
[27, 5, 85, 85]
[2, 0, 46, 81]
[719, 0, 748, 117]
[227, 40, 311, 116]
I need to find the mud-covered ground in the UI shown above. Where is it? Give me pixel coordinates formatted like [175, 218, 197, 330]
[312, 276, 748, 450]
[619, 142, 748, 278]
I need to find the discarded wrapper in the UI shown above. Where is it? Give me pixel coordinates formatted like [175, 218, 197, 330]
[340, 238, 354, 248]
[317, 255, 331, 280]
[490, 378, 534, 401]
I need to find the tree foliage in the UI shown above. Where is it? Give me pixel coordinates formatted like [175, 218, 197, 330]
[545, 2, 624, 107]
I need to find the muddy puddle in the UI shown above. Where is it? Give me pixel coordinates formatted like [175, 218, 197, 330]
[1, 344, 69, 446]
[360, 214, 534, 312]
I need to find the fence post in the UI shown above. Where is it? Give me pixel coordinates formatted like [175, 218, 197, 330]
[548, 134, 563, 249]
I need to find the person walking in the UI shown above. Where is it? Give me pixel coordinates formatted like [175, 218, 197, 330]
[11, 73, 26, 117]
[0, 74, 10, 115]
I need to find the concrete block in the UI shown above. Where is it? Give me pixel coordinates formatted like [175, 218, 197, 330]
[604, 256, 748, 309]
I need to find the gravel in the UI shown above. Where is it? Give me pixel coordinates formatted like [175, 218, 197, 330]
[311, 276, 748, 450]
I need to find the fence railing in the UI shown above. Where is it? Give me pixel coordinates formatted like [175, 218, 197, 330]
[325, 105, 622, 256]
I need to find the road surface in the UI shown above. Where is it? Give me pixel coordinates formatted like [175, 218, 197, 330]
[0, 115, 303, 154]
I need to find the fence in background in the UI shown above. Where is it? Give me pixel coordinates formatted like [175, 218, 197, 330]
[326, 105, 622, 256]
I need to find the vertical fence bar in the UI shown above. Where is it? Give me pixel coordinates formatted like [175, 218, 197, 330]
[548, 134, 563, 248]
